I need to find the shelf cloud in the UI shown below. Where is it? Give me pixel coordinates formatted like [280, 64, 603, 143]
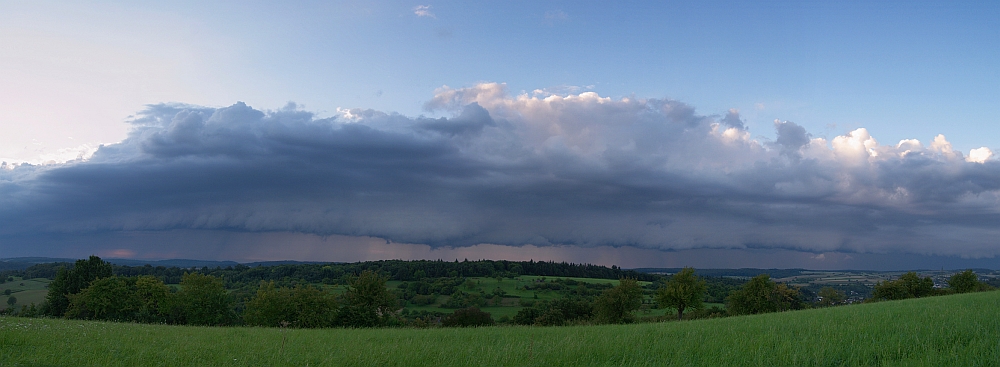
[2, 83, 999, 259]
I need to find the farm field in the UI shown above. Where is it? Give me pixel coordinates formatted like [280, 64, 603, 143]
[0, 277, 49, 311]
[2, 290, 998, 366]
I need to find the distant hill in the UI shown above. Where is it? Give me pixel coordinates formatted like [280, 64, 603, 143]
[105, 258, 241, 268]
[0, 257, 331, 271]
[243, 260, 333, 267]
[631, 268, 812, 278]
[0, 257, 76, 271]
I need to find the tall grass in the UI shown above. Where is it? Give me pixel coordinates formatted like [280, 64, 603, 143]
[2, 290, 998, 366]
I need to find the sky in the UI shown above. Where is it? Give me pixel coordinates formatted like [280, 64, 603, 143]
[2, 1, 1000, 270]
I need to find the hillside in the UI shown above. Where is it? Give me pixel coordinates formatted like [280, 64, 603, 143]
[0, 277, 49, 311]
[2, 290, 997, 366]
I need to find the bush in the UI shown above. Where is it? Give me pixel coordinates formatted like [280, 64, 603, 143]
[685, 305, 726, 320]
[871, 272, 934, 302]
[726, 274, 805, 315]
[66, 276, 137, 321]
[948, 270, 993, 293]
[441, 291, 485, 309]
[410, 294, 437, 306]
[593, 278, 643, 324]
[442, 307, 493, 327]
[511, 297, 594, 326]
[336, 270, 398, 328]
[549, 297, 593, 322]
[243, 281, 338, 328]
[534, 308, 566, 326]
[64, 275, 171, 323]
[513, 307, 542, 325]
[170, 273, 235, 326]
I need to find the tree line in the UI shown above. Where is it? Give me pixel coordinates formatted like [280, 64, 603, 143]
[867, 270, 994, 302]
[13, 256, 401, 328]
[2, 258, 658, 287]
[4, 257, 996, 329]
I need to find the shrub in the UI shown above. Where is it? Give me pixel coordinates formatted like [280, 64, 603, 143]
[64, 275, 171, 323]
[726, 274, 805, 315]
[336, 270, 398, 328]
[871, 272, 934, 302]
[243, 281, 338, 328]
[410, 294, 437, 306]
[948, 270, 992, 293]
[513, 307, 543, 325]
[170, 273, 235, 326]
[442, 307, 493, 327]
[593, 278, 643, 324]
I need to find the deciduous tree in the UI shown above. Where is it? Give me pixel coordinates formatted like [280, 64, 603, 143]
[871, 272, 934, 301]
[726, 274, 804, 315]
[898, 272, 934, 298]
[655, 267, 706, 320]
[65, 276, 137, 321]
[43, 256, 113, 317]
[244, 281, 338, 328]
[817, 287, 845, 307]
[337, 270, 398, 327]
[64, 275, 172, 323]
[171, 273, 234, 326]
[948, 270, 981, 293]
[133, 276, 172, 323]
[594, 278, 643, 324]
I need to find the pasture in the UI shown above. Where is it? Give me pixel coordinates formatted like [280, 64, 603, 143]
[0, 277, 49, 311]
[2, 289, 997, 366]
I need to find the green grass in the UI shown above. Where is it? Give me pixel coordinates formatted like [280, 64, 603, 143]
[3, 290, 999, 366]
[0, 278, 50, 311]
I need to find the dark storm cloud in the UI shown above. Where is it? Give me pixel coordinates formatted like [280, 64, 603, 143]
[2, 83, 1000, 258]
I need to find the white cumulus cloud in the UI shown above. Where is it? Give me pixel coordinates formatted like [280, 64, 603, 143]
[967, 147, 993, 163]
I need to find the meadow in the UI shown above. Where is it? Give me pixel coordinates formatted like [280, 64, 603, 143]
[388, 275, 686, 319]
[2, 289, 997, 366]
[0, 277, 49, 311]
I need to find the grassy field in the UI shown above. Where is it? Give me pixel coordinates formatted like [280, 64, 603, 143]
[2, 290, 998, 366]
[0, 277, 50, 311]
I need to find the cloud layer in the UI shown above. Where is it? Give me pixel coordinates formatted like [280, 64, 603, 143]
[3, 83, 1000, 259]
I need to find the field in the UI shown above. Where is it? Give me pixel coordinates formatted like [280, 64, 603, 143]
[0, 273, 708, 319]
[383, 275, 705, 319]
[3, 290, 998, 366]
[0, 277, 49, 311]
